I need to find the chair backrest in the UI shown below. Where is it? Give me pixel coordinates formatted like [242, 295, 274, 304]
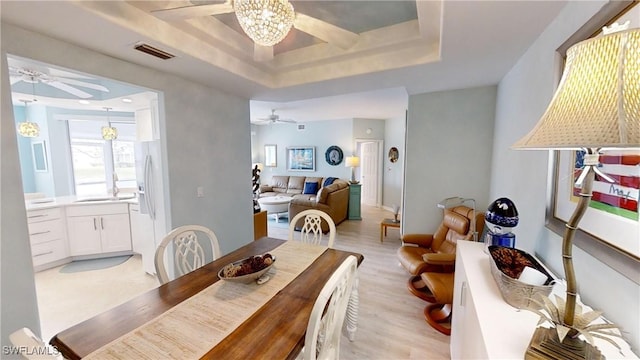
[9, 327, 62, 359]
[154, 225, 221, 284]
[431, 206, 480, 254]
[288, 209, 336, 248]
[303, 255, 358, 360]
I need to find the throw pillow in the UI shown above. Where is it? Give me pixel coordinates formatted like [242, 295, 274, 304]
[303, 181, 319, 195]
[322, 177, 337, 187]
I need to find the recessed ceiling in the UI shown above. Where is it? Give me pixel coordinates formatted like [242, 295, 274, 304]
[0, 0, 569, 120]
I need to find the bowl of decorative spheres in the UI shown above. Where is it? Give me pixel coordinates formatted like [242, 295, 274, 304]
[218, 253, 275, 284]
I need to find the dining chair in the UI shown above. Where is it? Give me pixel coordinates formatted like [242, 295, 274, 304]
[9, 327, 63, 359]
[154, 224, 221, 284]
[301, 255, 358, 360]
[288, 209, 336, 248]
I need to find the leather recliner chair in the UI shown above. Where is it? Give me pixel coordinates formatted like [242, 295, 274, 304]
[396, 205, 484, 335]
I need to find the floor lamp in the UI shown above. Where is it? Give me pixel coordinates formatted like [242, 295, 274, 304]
[514, 24, 638, 359]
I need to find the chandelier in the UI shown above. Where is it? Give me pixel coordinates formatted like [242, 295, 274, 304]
[234, 0, 295, 47]
[18, 99, 39, 138]
[101, 107, 118, 141]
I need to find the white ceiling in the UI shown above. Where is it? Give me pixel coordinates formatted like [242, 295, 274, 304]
[0, 1, 568, 123]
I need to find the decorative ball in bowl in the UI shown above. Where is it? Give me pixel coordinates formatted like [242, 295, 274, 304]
[218, 253, 276, 284]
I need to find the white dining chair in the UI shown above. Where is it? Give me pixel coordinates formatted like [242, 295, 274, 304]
[9, 327, 63, 360]
[300, 255, 358, 360]
[155, 225, 221, 284]
[288, 209, 336, 248]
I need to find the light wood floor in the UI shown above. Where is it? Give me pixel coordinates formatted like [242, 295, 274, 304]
[35, 205, 450, 359]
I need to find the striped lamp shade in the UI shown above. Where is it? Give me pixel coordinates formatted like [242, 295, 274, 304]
[514, 27, 639, 149]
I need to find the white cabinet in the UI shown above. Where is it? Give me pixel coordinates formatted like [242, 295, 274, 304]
[450, 241, 638, 359]
[27, 207, 68, 268]
[66, 203, 132, 256]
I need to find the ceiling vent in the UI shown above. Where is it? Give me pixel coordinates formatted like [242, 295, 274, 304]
[297, 124, 305, 131]
[133, 43, 175, 60]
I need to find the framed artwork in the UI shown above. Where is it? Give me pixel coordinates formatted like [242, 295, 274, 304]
[388, 147, 399, 163]
[325, 145, 343, 166]
[549, 151, 639, 276]
[545, 2, 640, 284]
[32, 141, 48, 172]
[264, 144, 277, 167]
[287, 146, 315, 171]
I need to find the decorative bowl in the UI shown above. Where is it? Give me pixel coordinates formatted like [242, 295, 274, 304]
[217, 255, 276, 284]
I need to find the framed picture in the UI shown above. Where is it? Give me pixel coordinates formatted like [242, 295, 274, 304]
[287, 146, 315, 171]
[264, 144, 277, 167]
[32, 141, 48, 172]
[548, 150, 640, 283]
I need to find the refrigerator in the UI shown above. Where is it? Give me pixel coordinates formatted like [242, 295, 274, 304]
[130, 140, 167, 275]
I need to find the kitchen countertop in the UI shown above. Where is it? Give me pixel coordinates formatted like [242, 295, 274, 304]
[25, 194, 138, 211]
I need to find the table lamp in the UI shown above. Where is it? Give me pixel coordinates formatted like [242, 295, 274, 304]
[437, 196, 477, 241]
[345, 156, 360, 184]
[513, 24, 639, 359]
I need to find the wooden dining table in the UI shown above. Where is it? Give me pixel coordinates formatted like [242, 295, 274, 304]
[50, 237, 364, 359]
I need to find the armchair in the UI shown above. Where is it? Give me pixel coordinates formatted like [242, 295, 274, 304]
[397, 205, 484, 335]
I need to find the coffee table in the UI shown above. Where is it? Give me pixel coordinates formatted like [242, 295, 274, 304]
[258, 196, 293, 223]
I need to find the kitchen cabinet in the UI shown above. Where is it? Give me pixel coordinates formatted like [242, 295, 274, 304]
[27, 207, 68, 269]
[66, 203, 132, 256]
[129, 203, 156, 274]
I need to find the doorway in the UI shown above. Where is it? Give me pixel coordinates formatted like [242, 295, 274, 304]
[356, 139, 383, 207]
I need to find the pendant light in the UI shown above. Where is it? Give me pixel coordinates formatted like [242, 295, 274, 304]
[18, 99, 40, 138]
[101, 107, 118, 140]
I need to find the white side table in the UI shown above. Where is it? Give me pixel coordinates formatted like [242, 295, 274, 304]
[258, 196, 293, 222]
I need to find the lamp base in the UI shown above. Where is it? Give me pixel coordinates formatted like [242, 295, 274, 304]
[349, 180, 360, 184]
[525, 327, 602, 360]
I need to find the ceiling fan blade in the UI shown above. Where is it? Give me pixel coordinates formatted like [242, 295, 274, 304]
[293, 13, 359, 50]
[55, 78, 110, 92]
[43, 80, 93, 99]
[152, 2, 234, 21]
[10, 76, 22, 85]
[276, 119, 296, 124]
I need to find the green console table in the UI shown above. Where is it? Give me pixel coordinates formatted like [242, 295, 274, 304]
[348, 183, 362, 220]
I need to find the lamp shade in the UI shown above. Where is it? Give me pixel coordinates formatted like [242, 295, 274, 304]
[345, 156, 360, 168]
[513, 28, 640, 149]
[485, 197, 519, 228]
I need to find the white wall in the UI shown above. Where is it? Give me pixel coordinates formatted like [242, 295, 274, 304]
[492, 0, 639, 351]
[403, 86, 496, 235]
[1, 22, 252, 348]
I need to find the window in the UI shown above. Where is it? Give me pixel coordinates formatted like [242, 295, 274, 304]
[68, 120, 136, 196]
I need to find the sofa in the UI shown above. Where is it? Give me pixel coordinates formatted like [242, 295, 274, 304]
[258, 175, 350, 231]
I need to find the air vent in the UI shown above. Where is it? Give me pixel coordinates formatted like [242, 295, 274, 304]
[297, 124, 305, 131]
[133, 43, 175, 60]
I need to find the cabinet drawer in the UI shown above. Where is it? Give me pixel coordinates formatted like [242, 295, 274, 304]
[27, 208, 62, 223]
[31, 239, 67, 267]
[66, 203, 129, 217]
[28, 220, 64, 245]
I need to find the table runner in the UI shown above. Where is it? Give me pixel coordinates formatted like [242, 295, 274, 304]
[85, 241, 327, 359]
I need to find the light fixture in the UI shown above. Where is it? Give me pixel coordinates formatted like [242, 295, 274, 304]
[78, 100, 90, 105]
[234, 0, 295, 46]
[514, 24, 639, 359]
[101, 107, 118, 141]
[345, 156, 360, 184]
[121, 98, 132, 103]
[437, 197, 477, 241]
[17, 99, 40, 138]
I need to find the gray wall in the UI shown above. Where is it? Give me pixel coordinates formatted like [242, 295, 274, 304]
[491, 0, 639, 350]
[254, 119, 354, 184]
[1, 49, 41, 360]
[403, 86, 496, 235]
[383, 114, 406, 211]
[1, 21, 252, 348]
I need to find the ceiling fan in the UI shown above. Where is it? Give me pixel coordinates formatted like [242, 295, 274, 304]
[9, 66, 110, 99]
[151, 0, 359, 59]
[254, 109, 296, 125]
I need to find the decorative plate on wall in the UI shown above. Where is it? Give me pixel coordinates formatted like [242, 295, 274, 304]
[325, 146, 343, 166]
